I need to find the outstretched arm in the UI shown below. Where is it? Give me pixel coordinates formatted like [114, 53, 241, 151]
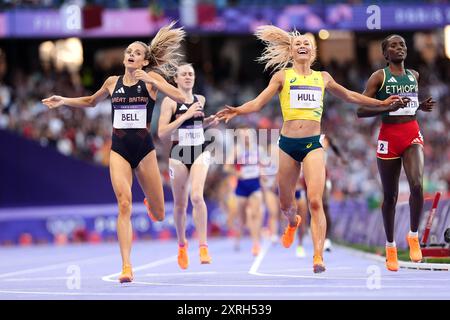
[135, 70, 187, 103]
[322, 71, 405, 114]
[216, 70, 284, 123]
[42, 76, 115, 109]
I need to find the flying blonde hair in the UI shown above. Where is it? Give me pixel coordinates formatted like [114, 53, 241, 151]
[147, 21, 186, 78]
[255, 25, 316, 73]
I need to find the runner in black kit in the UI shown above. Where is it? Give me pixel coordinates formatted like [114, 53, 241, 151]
[42, 22, 187, 283]
[157, 64, 218, 269]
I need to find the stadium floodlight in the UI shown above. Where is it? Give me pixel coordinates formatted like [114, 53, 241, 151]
[445, 25, 450, 60]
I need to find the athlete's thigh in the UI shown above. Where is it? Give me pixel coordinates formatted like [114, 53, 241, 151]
[278, 148, 301, 206]
[235, 196, 248, 224]
[377, 157, 402, 195]
[248, 190, 263, 213]
[168, 158, 190, 206]
[189, 151, 210, 196]
[134, 150, 165, 212]
[109, 150, 133, 201]
[302, 148, 325, 200]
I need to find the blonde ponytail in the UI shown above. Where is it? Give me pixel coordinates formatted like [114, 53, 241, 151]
[255, 25, 315, 72]
[148, 21, 186, 78]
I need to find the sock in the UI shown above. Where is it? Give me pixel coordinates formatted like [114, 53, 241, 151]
[179, 242, 186, 247]
[409, 231, 418, 237]
[199, 244, 208, 248]
[386, 241, 396, 247]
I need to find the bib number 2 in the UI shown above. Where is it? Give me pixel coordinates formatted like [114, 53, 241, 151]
[377, 140, 388, 154]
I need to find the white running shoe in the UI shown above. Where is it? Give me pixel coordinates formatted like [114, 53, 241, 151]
[324, 238, 332, 252]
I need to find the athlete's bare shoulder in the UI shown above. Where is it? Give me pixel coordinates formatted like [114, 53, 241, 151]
[271, 69, 286, 88]
[102, 76, 119, 94]
[370, 69, 385, 81]
[368, 69, 385, 86]
[105, 75, 119, 85]
[408, 69, 419, 81]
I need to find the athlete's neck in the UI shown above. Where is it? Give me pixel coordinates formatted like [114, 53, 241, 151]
[123, 69, 139, 86]
[388, 62, 406, 76]
[181, 88, 194, 103]
[292, 62, 312, 76]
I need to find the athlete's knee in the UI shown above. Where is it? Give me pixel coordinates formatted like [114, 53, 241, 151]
[409, 181, 423, 197]
[308, 195, 323, 212]
[174, 202, 188, 214]
[190, 191, 205, 207]
[383, 192, 398, 207]
[117, 197, 132, 216]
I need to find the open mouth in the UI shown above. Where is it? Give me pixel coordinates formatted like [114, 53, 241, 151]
[298, 49, 308, 55]
[128, 58, 135, 63]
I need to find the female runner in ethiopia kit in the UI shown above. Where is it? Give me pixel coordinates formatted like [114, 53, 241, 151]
[42, 22, 187, 283]
[157, 63, 219, 269]
[217, 25, 405, 273]
[357, 34, 436, 272]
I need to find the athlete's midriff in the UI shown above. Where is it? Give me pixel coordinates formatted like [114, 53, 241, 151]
[281, 119, 321, 138]
[382, 114, 416, 124]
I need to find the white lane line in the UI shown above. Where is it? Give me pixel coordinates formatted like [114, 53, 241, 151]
[0, 290, 429, 297]
[338, 245, 450, 271]
[244, 271, 450, 281]
[126, 279, 448, 289]
[144, 271, 218, 276]
[1, 281, 449, 298]
[101, 255, 177, 282]
[246, 242, 450, 281]
[248, 241, 271, 275]
[0, 255, 116, 279]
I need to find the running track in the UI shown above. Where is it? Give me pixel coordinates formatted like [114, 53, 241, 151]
[0, 237, 449, 300]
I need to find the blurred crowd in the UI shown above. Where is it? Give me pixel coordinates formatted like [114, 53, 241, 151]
[1, 0, 447, 10]
[0, 35, 449, 205]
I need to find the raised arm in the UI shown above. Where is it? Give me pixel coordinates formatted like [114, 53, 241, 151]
[134, 70, 187, 103]
[322, 71, 404, 112]
[42, 76, 115, 109]
[216, 70, 284, 123]
[157, 96, 204, 139]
